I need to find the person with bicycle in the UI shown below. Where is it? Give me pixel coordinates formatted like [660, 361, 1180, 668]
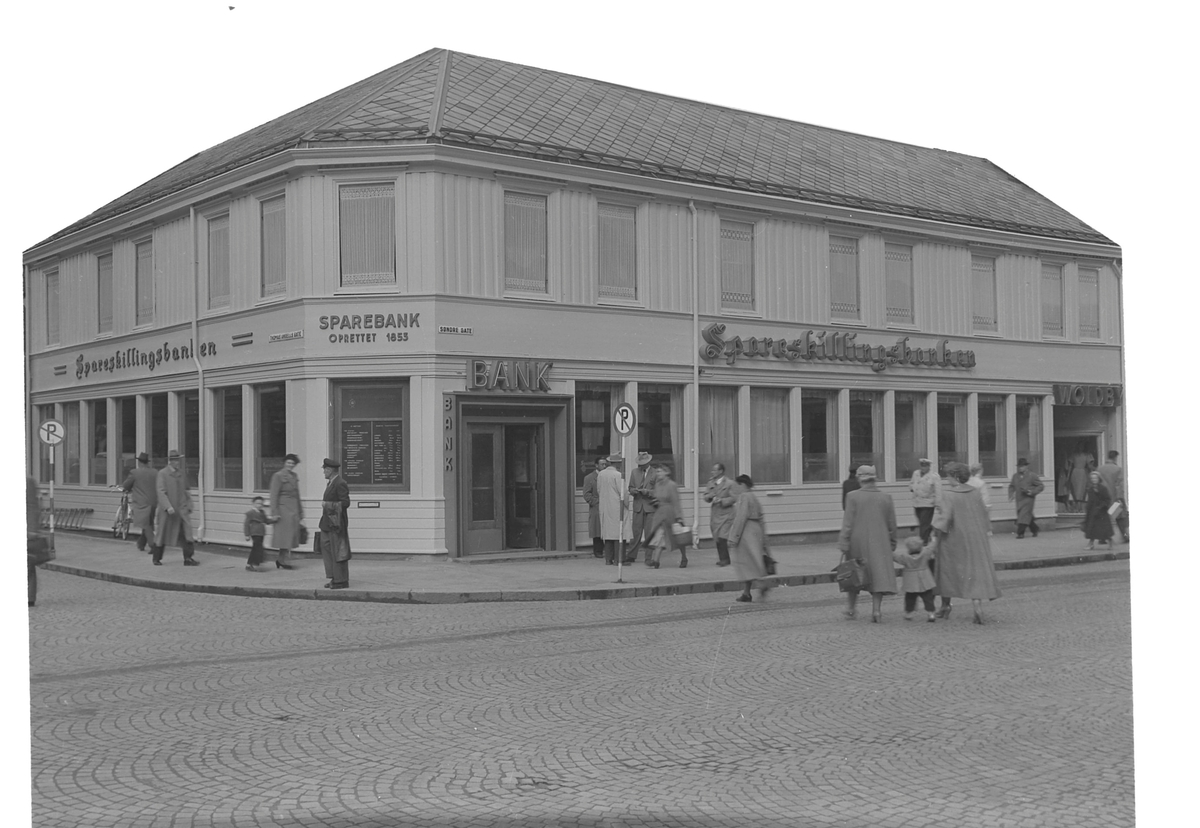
[121, 451, 158, 552]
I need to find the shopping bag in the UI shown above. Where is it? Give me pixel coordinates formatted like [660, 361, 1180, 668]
[833, 557, 869, 592]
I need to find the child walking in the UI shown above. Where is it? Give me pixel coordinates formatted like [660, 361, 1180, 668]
[244, 496, 279, 572]
[893, 536, 938, 622]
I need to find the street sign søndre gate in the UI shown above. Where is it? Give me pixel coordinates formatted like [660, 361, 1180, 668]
[613, 403, 637, 437]
[39, 419, 65, 446]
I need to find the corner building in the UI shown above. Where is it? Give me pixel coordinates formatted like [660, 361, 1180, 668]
[24, 49, 1125, 557]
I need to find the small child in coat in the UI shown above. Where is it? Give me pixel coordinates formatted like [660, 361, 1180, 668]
[893, 535, 938, 622]
[244, 496, 279, 572]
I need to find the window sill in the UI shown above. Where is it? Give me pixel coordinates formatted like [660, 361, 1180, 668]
[972, 330, 1004, 338]
[132, 322, 156, 333]
[886, 322, 920, 332]
[334, 283, 401, 296]
[597, 297, 645, 309]
[503, 291, 557, 303]
[720, 307, 762, 318]
[256, 294, 289, 306]
[1041, 334, 1069, 343]
[831, 318, 868, 327]
[94, 331, 114, 340]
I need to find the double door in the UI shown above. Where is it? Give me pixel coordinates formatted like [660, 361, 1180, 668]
[463, 421, 544, 554]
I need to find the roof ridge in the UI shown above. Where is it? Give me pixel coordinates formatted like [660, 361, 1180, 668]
[427, 48, 452, 138]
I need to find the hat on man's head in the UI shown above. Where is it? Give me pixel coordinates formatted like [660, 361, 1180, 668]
[322, 457, 341, 469]
[856, 465, 877, 480]
[136, 452, 150, 464]
[167, 449, 183, 460]
[606, 453, 624, 464]
[1017, 457, 1029, 466]
[636, 451, 653, 465]
[918, 458, 931, 465]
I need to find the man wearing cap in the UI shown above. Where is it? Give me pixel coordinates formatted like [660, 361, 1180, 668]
[597, 454, 626, 565]
[1008, 458, 1045, 539]
[153, 449, 198, 566]
[318, 458, 351, 589]
[626, 451, 657, 564]
[121, 451, 158, 551]
[582, 457, 607, 558]
[909, 458, 943, 544]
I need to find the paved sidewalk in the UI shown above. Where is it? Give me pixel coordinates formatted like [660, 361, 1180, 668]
[42, 525, 1129, 603]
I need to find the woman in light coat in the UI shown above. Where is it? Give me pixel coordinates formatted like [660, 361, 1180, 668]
[268, 453, 304, 569]
[727, 475, 771, 603]
[930, 462, 1002, 624]
[837, 465, 898, 622]
[646, 465, 687, 568]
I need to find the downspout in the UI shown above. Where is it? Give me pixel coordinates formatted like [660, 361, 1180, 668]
[189, 207, 205, 540]
[1112, 258, 1126, 503]
[688, 200, 699, 540]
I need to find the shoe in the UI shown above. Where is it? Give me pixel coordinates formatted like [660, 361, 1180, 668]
[330, 583, 348, 590]
[935, 606, 951, 619]
[652, 562, 660, 569]
[152, 560, 162, 566]
[871, 612, 881, 623]
[735, 594, 752, 603]
[246, 565, 264, 572]
[973, 610, 984, 625]
[679, 558, 688, 568]
[842, 609, 856, 620]
[606, 561, 615, 565]
[593, 553, 604, 558]
[1015, 533, 1025, 539]
[758, 587, 770, 600]
[716, 561, 730, 567]
[184, 559, 199, 566]
[1085, 541, 1094, 550]
[904, 612, 915, 621]
[276, 561, 294, 570]
[927, 613, 937, 622]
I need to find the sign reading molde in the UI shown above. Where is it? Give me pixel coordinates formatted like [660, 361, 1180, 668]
[468, 359, 553, 392]
[1053, 384, 1121, 407]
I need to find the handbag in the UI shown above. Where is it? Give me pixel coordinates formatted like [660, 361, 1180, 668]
[670, 521, 693, 548]
[762, 551, 777, 576]
[833, 556, 869, 592]
[1107, 501, 1123, 518]
[299, 524, 309, 544]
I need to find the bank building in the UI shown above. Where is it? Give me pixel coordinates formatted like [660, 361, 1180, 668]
[23, 48, 1125, 557]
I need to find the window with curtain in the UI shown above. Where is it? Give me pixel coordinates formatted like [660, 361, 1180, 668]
[977, 395, 1007, 476]
[334, 382, 410, 490]
[115, 397, 138, 480]
[750, 388, 789, 484]
[45, 270, 60, 345]
[639, 384, 684, 482]
[720, 220, 754, 310]
[895, 391, 927, 480]
[972, 255, 997, 332]
[340, 184, 396, 286]
[261, 195, 287, 298]
[1016, 396, 1043, 473]
[1079, 267, 1100, 338]
[65, 403, 81, 484]
[575, 383, 619, 486]
[147, 394, 168, 467]
[830, 235, 860, 319]
[215, 387, 243, 490]
[699, 386, 738, 478]
[598, 203, 636, 300]
[504, 192, 548, 293]
[937, 394, 967, 468]
[1042, 263, 1064, 337]
[97, 253, 113, 334]
[801, 389, 838, 482]
[37, 405, 55, 482]
[207, 213, 230, 308]
[135, 240, 154, 326]
[89, 400, 108, 485]
[849, 391, 885, 479]
[885, 243, 914, 324]
[256, 384, 287, 490]
[180, 391, 199, 488]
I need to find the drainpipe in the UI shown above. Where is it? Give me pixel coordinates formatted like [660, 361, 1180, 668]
[189, 207, 205, 539]
[1112, 258, 1127, 504]
[688, 200, 699, 541]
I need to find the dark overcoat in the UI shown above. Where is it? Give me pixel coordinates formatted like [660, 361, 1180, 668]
[154, 464, 194, 546]
[581, 470, 601, 538]
[121, 465, 159, 532]
[1082, 483, 1114, 542]
[933, 483, 1001, 600]
[319, 473, 352, 562]
[1008, 469, 1044, 525]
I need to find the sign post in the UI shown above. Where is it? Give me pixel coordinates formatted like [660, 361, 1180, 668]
[38, 419, 65, 550]
[612, 403, 637, 584]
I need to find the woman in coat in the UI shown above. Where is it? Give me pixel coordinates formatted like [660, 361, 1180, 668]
[837, 465, 897, 622]
[1082, 471, 1114, 550]
[268, 454, 304, 569]
[929, 462, 1002, 624]
[727, 475, 771, 603]
[646, 465, 687, 568]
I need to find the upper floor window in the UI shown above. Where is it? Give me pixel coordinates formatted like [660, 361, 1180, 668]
[971, 255, 997, 333]
[340, 184, 396, 287]
[1078, 267, 1100, 339]
[1041, 263, 1064, 337]
[720, 220, 754, 311]
[207, 213, 230, 308]
[504, 192, 547, 293]
[97, 253, 113, 334]
[45, 270, 60, 345]
[260, 195, 286, 298]
[829, 235, 860, 320]
[135, 241, 154, 326]
[884, 243, 914, 324]
[598, 203, 636, 300]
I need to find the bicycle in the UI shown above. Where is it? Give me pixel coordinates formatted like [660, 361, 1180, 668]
[111, 487, 132, 540]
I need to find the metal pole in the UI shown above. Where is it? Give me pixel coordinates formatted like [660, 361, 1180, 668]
[49, 446, 56, 551]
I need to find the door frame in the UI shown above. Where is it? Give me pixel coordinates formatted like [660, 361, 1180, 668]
[459, 416, 549, 554]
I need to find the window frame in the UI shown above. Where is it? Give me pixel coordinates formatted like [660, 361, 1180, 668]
[502, 189, 551, 298]
[828, 231, 862, 322]
[883, 241, 915, 327]
[134, 238, 155, 328]
[96, 251, 114, 336]
[1040, 260, 1066, 339]
[330, 379, 412, 493]
[596, 200, 640, 305]
[338, 181, 398, 290]
[44, 268, 60, 346]
[205, 209, 231, 311]
[1078, 264, 1101, 340]
[258, 191, 288, 301]
[971, 253, 999, 335]
[719, 217, 757, 314]
[213, 385, 244, 492]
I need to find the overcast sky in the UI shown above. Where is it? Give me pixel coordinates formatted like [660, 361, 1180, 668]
[3, 1, 1192, 821]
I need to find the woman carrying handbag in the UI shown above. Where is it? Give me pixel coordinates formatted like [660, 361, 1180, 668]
[836, 465, 898, 622]
[646, 465, 690, 568]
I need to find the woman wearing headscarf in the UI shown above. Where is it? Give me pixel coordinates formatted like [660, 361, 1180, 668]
[268, 453, 305, 569]
[929, 462, 1002, 624]
[727, 475, 771, 603]
[837, 465, 897, 622]
[646, 464, 688, 568]
[1082, 470, 1114, 550]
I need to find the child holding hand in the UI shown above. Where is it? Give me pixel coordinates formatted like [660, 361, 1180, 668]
[893, 536, 938, 622]
[244, 495, 280, 572]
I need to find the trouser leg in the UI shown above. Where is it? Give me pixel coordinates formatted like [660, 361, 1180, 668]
[627, 511, 646, 562]
[715, 537, 730, 565]
[592, 537, 604, 557]
[248, 537, 264, 566]
[321, 534, 337, 579]
[920, 589, 936, 612]
[915, 508, 934, 543]
[904, 592, 918, 613]
[1029, 516, 1039, 536]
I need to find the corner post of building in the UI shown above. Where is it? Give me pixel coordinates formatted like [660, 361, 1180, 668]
[966, 392, 979, 468]
[241, 383, 255, 493]
[837, 388, 851, 479]
[1041, 393, 1055, 482]
[925, 391, 938, 469]
[882, 390, 896, 483]
[298, 377, 330, 507]
[737, 385, 751, 483]
[789, 386, 803, 484]
[1004, 394, 1018, 477]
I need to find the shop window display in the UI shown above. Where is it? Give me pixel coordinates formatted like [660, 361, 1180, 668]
[801, 389, 838, 482]
[750, 388, 789, 484]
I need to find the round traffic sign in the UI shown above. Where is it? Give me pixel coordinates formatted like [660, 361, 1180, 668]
[38, 419, 65, 446]
[613, 403, 637, 437]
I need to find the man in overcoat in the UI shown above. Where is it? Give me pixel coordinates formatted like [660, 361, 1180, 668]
[121, 451, 158, 551]
[318, 458, 351, 589]
[626, 452, 657, 564]
[1098, 450, 1129, 542]
[153, 449, 197, 565]
[597, 454, 626, 565]
[703, 463, 736, 566]
[582, 456, 607, 557]
[1007, 458, 1045, 539]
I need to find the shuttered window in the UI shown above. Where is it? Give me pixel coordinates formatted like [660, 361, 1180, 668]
[720, 220, 754, 310]
[340, 184, 396, 286]
[45, 270, 60, 345]
[261, 195, 286, 298]
[135, 241, 154, 326]
[972, 255, 997, 332]
[829, 235, 859, 319]
[97, 253, 113, 334]
[207, 214, 230, 308]
[1078, 267, 1100, 338]
[1041, 263, 1063, 337]
[598, 203, 636, 300]
[504, 192, 547, 293]
[885, 243, 914, 324]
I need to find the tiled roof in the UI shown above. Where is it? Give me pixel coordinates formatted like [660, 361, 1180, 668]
[33, 48, 1114, 250]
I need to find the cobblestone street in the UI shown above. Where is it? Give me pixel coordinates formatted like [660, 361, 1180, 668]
[28, 562, 1133, 828]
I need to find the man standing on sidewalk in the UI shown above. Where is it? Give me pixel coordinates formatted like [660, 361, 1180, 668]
[703, 463, 736, 566]
[153, 450, 198, 566]
[597, 454, 626, 565]
[625, 452, 657, 564]
[909, 458, 942, 543]
[582, 456, 607, 558]
[319, 458, 351, 589]
[121, 452, 158, 552]
[1008, 458, 1045, 539]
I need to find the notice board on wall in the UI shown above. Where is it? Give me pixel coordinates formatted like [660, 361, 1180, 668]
[341, 421, 404, 486]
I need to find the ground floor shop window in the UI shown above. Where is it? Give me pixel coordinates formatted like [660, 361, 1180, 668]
[148, 394, 168, 466]
[89, 400, 108, 485]
[977, 395, 1006, 476]
[115, 396, 137, 480]
[750, 388, 789, 484]
[849, 391, 884, 479]
[181, 391, 199, 488]
[575, 383, 619, 486]
[1016, 396, 1043, 473]
[801, 389, 838, 482]
[937, 394, 967, 468]
[333, 381, 409, 490]
[256, 384, 287, 490]
[638, 384, 683, 482]
[214, 387, 243, 490]
[895, 392, 927, 480]
[699, 386, 738, 478]
[64, 403, 80, 484]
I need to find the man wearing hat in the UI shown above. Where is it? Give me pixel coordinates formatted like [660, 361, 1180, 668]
[1008, 458, 1045, 539]
[596, 454, 626, 565]
[625, 451, 657, 564]
[582, 456, 608, 557]
[120, 451, 158, 551]
[318, 458, 352, 588]
[909, 458, 943, 544]
[153, 449, 198, 565]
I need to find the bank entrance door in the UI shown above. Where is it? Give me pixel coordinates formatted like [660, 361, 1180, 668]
[463, 421, 545, 554]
